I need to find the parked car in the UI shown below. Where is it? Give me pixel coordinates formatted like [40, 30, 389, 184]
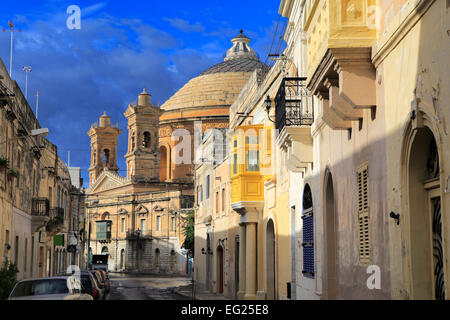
[58, 270, 104, 300]
[98, 270, 110, 294]
[8, 276, 93, 300]
[90, 270, 107, 299]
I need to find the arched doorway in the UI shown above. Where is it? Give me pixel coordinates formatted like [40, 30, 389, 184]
[216, 245, 224, 294]
[407, 126, 445, 299]
[170, 250, 176, 272]
[154, 248, 160, 271]
[266, 219, 276, 300]
[120, 249, 125, 270]
[324, 171, 338, 299]
[206, 234, 212, 291]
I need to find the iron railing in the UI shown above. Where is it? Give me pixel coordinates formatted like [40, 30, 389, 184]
[50, 207, 65, 224]
[126, 230, 152, 239]
[181, 196, 195, 210]
[31, 198, 50, 217]
[275, 77, 314, 131]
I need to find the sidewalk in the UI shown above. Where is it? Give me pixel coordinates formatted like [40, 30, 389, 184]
[172, 285, 231, 300]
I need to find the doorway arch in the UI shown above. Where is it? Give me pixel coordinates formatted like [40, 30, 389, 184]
[324, 170, 338, 299]
[206, 234, 212, 291]
[120, 249, 125, 270]
[405, 125, 445, 299]
[216, 245, 224, 294]
[266, 219, 276, 300]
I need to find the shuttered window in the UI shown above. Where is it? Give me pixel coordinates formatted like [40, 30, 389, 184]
[302, 185, 314, 278]
[357, 164, 371, 265]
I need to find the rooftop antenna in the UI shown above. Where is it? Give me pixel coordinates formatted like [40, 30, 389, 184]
[3, 21, 22, 78]
[23, 66, 32, 100]
[35, 90, 39, 120]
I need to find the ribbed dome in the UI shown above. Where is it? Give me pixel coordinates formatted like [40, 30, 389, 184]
[200, 58, 269, 76]
[161, 31, 269, 112]
[161, 72, 253, 111]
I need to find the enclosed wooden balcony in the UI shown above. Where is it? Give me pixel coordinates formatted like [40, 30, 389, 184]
[231, 125, 272, 217]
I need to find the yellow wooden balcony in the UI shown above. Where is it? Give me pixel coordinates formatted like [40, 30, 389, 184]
[305, 0, 378, 81]
[231, 125, 272, 215]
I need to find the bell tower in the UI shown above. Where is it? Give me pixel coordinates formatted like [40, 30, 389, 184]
[124, 89, 161, 181]
[88, 112, 122, 186]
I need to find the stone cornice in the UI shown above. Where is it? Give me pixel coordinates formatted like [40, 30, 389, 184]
[372, 0, 436, 67]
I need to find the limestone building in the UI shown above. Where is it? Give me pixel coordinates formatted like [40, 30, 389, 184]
[195, 0, 450, 301]
[1, 58, 82, 281]
[85, 32, 269, 275]
[193, 32, 271, 298]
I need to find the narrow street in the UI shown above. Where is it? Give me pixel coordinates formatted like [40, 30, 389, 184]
[106, 273, 193, 300]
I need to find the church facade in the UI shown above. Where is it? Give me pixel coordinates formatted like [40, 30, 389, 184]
[85, 91, 194, 274]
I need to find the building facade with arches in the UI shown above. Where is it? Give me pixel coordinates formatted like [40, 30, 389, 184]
[194, 0, 450, 301]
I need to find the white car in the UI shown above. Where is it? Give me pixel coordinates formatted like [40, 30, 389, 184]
[8, 276, 93, 300]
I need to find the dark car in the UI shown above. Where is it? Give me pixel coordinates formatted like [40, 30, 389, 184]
[98, 270, 110, 294]
[80, 271, 104, 300]
[90, 270, 107, 299]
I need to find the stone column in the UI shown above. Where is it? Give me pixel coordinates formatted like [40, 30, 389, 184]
[244, 222, 257, 300]
[237, 223, 246, 299]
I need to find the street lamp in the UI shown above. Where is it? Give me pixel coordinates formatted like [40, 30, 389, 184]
[265, 95, 276, 123]
[0, 127, 49, 145]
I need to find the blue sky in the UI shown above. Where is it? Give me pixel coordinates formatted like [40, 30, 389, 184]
[0, 0, 282, 188]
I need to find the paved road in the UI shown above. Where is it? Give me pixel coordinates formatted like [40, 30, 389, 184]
[106, 273, 193, 300]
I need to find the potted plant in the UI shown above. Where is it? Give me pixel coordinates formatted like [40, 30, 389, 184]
[7, 169, 18, 181]
[0, 157, 9, 171]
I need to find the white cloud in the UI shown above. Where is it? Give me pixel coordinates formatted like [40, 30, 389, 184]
[163, 18, 205, 33]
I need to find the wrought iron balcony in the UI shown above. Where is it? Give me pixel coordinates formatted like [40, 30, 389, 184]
[126, 229, 152, 240]
[275, 77, 314, 131]
[180, 195, 195, 210]
[50, 208, 65, 224]
[31, 198, 50, 217]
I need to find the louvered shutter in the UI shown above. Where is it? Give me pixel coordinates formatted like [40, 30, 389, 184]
[357, 164, 371, 265]
[302, 210, 314, 277]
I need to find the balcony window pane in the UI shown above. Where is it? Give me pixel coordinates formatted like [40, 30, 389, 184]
[246, 150, 260, 172]
[233, 153, 238, 174]
[246, 136, 258, 145]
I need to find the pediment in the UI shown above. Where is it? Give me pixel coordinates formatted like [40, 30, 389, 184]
[88, 170, 129, 193]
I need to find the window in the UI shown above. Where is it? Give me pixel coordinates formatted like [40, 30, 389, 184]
[103, 149, 110, 164]
[246, 135, 259, 172]
[200, 185, 203, 203]
[15, 236, 19, 266]
[157, 216, 161, 231]
[206, 176, 210, 199]
[222, 188, 225, 213]
[215, 191, 219, 214]
[302, 185, 314, 278]
[121, 218, 126, 233]
[141, 219, 146, 232]
[357, 164, 371, 264]
[24, 238, 28, 272]
[233, 138, 238, 175]
[5, 230, 9, 247]
[131, 132, 136, 151]
[171, 217, 176, 232]
[143, 132, 151, 148]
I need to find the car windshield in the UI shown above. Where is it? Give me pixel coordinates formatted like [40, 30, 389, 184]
[11, 279, 69, 297]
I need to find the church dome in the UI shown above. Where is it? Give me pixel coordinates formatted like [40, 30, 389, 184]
[161, 31, 269, 113]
